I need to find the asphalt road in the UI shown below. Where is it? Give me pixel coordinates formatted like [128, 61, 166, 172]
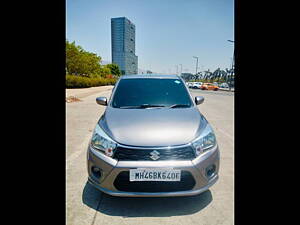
[66, 87, 234, 225]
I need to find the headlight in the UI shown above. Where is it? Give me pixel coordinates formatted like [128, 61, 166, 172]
[192, 124, 217, 156]
[90, 124, 117, 157]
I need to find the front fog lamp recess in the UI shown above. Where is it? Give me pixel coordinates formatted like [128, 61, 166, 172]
[206, 165, 216, 178]
[92, 166, 102, 179]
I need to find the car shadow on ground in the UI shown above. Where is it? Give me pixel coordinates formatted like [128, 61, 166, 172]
[82, 181, 212, 217]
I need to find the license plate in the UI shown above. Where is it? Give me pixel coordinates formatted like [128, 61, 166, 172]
[129, 168, 181, 182]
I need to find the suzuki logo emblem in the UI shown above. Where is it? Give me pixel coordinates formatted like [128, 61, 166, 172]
[150, 150, 160, 160]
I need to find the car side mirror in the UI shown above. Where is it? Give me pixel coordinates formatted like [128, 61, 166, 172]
[195, 96, 204, 105]
[96, 97, 107, 106]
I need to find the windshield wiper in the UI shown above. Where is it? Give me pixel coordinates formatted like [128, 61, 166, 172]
[169, 104, 190, 108]
[119, 104, 167, 109]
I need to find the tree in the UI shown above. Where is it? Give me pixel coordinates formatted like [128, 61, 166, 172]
[66, 40, 81, 75]
[203, 69, 212, 82]
[105, 64, 121, 76]
[212, 68, 221, 82]
[224, 68, 232, 83]
[66, 40, 102, 76]
[212, 68, 227, 83]
[99, 65, 111, 78]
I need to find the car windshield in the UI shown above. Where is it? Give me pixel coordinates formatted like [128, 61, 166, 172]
[111, 78, 193, 108]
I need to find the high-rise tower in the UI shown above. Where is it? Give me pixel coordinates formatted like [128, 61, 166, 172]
[111, 17, 138, 75]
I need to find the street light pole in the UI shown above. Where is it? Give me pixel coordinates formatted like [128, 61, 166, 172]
[179, 64, 183, 75]
[227, 40, 235, 91]
[193, 56, 199, 77]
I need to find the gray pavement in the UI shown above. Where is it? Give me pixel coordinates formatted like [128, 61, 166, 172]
[66, 87, 234, 225]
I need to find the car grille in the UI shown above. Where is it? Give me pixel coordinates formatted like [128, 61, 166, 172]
[113, 146, 196, 161]
[113, 171, 196, 192]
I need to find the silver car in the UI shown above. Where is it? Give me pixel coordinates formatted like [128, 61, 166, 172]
[87, 74, 220, 197]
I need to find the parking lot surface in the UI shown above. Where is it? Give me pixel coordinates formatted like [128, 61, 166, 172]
[66, 86, 234, 225]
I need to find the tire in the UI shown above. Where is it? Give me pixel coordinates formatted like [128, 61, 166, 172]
[214, 88, 218, 91]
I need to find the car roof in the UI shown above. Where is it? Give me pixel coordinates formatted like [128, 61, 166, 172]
[120, 74, 181, 79]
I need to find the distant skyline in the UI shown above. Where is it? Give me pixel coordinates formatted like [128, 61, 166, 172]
[66, 0, 234, 74]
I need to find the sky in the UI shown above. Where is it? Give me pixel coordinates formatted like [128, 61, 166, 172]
[66, 0, 234, 74]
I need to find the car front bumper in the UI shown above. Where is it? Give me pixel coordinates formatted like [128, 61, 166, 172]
[87, 144, 220, 197]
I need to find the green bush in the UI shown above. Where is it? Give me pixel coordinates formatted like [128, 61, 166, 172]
[66, 75, 117, 88]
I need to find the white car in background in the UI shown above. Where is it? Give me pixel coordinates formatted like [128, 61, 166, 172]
[186, 82, 194, 88]
[192, 82, 203, 89]
[188, 82, 194, 88]
[219, 83, 229, 88]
